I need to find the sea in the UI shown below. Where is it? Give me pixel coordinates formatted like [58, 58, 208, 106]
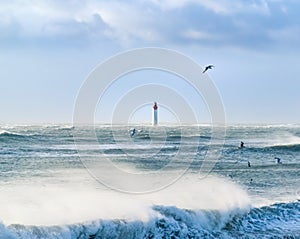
[0, 124, 299, 239]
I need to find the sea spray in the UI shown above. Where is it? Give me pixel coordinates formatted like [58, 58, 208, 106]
[1, 201, 299, 239]
[0, 175, 250, 226]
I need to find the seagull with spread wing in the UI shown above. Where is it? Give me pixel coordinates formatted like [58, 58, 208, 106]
[202, 65, 214, 73]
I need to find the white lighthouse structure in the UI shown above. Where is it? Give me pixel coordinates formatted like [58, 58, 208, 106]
[153, 102, 158, 126]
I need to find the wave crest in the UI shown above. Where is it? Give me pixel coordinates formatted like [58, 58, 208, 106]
[1, 201, 299, 239]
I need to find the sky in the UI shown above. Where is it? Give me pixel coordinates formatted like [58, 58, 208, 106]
[1, 0, 300, 124]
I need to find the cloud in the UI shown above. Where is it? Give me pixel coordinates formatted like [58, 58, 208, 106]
[182, 29, 214, 41]
[0, 1, 109, 45]
[0, 0, 299, 50]
[148, 0, 271, 15]
[93, 1, 162, 45]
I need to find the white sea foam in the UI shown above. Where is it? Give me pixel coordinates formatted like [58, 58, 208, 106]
[0, 172, 250, 226]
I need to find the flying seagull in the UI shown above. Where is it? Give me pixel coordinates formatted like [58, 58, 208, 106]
[202, 65, 214, 73]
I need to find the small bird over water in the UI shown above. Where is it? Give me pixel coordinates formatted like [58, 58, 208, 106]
[202, 65, 214, 73]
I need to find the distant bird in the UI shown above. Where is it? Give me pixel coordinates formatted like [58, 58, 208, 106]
[129, 128, 136, 137]
[202, 65, 214, 73]
[275, 157, 282, 164]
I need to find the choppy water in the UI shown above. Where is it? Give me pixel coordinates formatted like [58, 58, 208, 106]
[0, 124, 299, 239]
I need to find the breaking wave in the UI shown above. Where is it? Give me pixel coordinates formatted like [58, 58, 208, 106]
[0, 201, 299, 239]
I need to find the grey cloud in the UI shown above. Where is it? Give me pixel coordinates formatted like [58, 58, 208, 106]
[0, 0, 300, 51]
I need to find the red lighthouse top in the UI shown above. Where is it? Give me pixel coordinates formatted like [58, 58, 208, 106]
[153, 102, 158, 110]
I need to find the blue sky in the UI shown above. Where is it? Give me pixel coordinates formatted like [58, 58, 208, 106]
[1, 0, 300, 124]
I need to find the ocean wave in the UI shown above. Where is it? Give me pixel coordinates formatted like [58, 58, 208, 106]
[0, 130, 48, 139]
[226, 201, 300, 238]
[0, 130, 27, 139]
[0, 128, 74, 143]
[1, 201, 299, 239]
[232, 143, 300, 153]
[267, 144, 300, 152]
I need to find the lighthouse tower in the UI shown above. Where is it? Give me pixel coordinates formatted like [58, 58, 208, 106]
[153, 102, 158, 126]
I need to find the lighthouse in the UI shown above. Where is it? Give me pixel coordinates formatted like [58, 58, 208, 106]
[153, 102, 158, 126]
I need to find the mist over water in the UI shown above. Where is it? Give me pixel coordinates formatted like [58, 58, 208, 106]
[0, 124, 299, 238]
[0, 175, 250, 226]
